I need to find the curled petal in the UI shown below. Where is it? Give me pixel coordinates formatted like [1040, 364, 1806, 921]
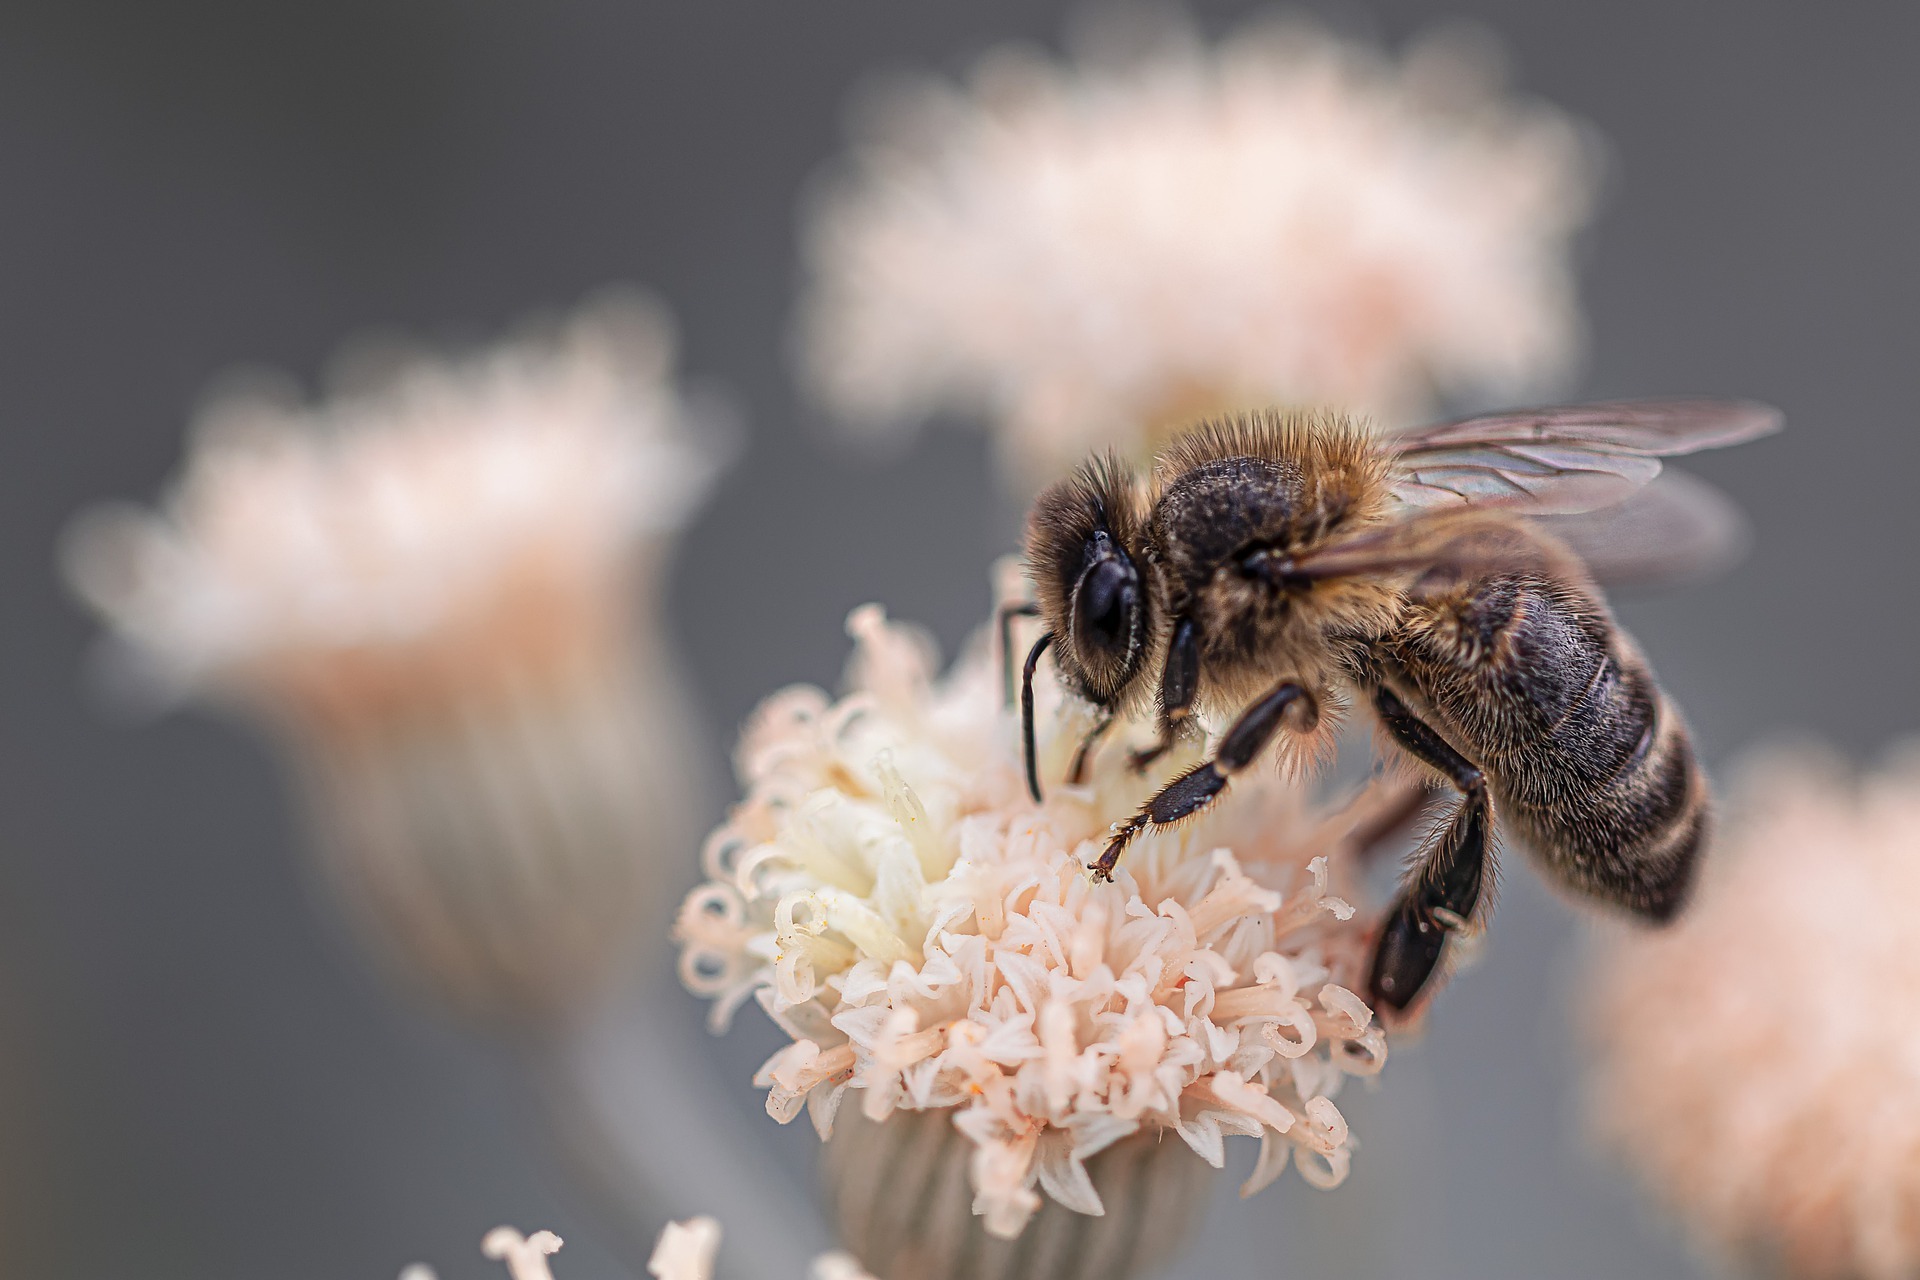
[1331, 1026, 1389, 1076]
[1295, 1141, 1353, 1190]
[1262, 1004, 1321, 1059]
[1318, 984, 1373, 1034]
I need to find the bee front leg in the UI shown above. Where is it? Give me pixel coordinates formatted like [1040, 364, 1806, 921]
[1366, 686, 1491, 1014]
[999, 601, 1040, 708]
[1091, 679, 1316, 881]
[1128, 617, 1201, 771]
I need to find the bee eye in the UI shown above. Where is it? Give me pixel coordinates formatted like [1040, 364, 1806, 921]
[1073, 555, 1138, 661]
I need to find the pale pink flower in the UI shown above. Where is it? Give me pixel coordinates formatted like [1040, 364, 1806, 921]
[675, 594, 1393, 1251]
[649, 1217, 723, 1280]
[402, 1226, 563, 1280]
[406, 1219, 873, 1280]
[646, 1217, 875, 1280]
[63, 291, 728, 1025]
[63, 289, 719, 717]
[482, 1228, 566, 1280]
[798, 9, 1594, 483]
[1583, 747, 1920, 1280]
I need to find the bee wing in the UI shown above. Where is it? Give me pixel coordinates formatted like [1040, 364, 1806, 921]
[1387, 398, 1782, 515]
[1533, 467, 1753, 590]
[1287, 470, 1753, 591]
[1283, 510, 1565, 582]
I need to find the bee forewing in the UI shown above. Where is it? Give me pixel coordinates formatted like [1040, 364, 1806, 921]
[1394, 398, 1783, 453]
[1535, 467, 1753, 591]
[1394, 447, 1658, 514]
[1286, 511, 1564, 582]
[1387, 398, 1782, 516]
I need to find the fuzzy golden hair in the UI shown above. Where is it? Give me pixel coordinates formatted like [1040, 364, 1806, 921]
[1153, 407, 1396, 539]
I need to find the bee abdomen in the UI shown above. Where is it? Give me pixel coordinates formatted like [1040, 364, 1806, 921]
[1503, 639, 1707, 920]
[1400, 574, 1709, 922]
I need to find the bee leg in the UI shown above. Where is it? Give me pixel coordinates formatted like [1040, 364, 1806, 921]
[1129, 617, 1201, 772]
[1067, 707, 1117, 785]
[1092, 680, 1315, 881]
[1021, 632, 1057, 804]
[1366, 687, 1490, 1014]
[999, 601, 1040, 708]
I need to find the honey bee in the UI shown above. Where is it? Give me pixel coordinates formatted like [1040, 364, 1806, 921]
[1014, 400, 1781, 1015]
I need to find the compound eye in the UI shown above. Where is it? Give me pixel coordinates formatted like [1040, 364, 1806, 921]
[1072, 549, 1139, 667]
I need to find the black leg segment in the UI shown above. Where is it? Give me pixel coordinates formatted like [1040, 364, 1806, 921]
[1366, 686, 1492, 1014]
[1373, 685, 1482, 792]
[1021, 632, 1055, 804]
[1129, 617, 1201, 772]
[1091, 680, 1314, 881]
[999, 602, 1040, 708]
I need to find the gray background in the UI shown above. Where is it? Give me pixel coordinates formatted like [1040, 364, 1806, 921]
[0, 2, 1905, 1277]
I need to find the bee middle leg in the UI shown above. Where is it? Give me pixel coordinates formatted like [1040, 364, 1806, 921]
[1090, 679, 1316, 881]
[1067, 707, 1117, 785]
[1128, 617, 1200, 772]
[1366, 686, 1490, 1014]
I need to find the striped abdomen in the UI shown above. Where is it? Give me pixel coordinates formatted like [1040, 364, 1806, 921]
[1384, 571, 1706, 920]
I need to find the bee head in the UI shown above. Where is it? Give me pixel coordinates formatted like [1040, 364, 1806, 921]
[1025, 455, 1155, 708]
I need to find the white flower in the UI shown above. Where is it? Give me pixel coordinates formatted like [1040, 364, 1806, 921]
[676, 599, 1391, 1240]
[63, 288, 724, 718]
[647, 1216, 875, 1280]
[482, 1228, 565, 1280]
[798, 9, 1594, 482]
[1582, 747, 1920, 1280]
[406, 1219, 874, 1280]
[61, 290, 729, 1025]
[648, 1217, 723, 1280]
[404, 1226, 563, 1280]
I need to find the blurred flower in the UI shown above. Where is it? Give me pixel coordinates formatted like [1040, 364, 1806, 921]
[676, 594, 1396, 1273]
[1582, 747, 1920, 1280]
[402, 1225, 563, 1280]
[402, 1219, 871, 1280]
[798, 7, 1596, 484]
[482, 1227, 566, 1280]
[63, 290, 729, 1027]
[649, 1217, 723, 1280]
[648, 1216, 876, 1280]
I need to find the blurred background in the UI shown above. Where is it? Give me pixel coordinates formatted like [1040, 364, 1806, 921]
[0, 2, 1911, 1277]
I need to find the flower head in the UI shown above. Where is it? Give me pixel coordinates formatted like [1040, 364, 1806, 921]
[676, 597, 1391, 1240]
[402, 1226, 563, 1280]
[1583, 747, 1920, 1280]
[61, 290, 729, 1025]
[405, 1220, 872, 1280]
[63, 288, 724, 731]
[798, 10, 1595, 481]
[647, 1216, 874, 1280]
[482, 1228, 565, 1280]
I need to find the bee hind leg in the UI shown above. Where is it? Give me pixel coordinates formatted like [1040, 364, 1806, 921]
[1090, 680, 1316, 881]
[1366, 686, 1490, 1014]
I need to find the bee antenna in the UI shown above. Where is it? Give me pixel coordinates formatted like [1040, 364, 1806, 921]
[1022, 632, 1055, 804]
